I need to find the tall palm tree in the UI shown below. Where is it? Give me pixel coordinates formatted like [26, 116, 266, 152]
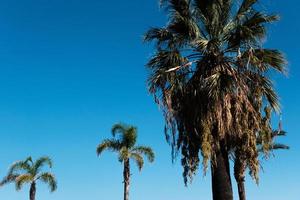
[234, 127, 289, 200]
[96, 123, 155, 200]
[0, 156, 57, 200]
[144, 0, 286, 199]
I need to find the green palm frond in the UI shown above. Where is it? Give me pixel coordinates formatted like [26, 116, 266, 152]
[34, 156, 53, 174]
[37, 172, 57, 192]
[132, 146, 155, 162]
[130, 153, 144, 171]
[96, 139, 122, 156]
[8, 159, 31, 174]
[15, 174, 33, 191]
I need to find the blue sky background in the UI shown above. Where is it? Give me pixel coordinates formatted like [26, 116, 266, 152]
[0, 0, 299, 199]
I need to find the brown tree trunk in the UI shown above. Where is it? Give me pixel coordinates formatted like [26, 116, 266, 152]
[211, 144, 233, 200]
[29, 182, 36, 200]
[123, 159, 130, 200]
[237, 180, 246, 200]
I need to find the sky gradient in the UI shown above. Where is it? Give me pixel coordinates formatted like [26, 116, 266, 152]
[0, 0, 299, 199]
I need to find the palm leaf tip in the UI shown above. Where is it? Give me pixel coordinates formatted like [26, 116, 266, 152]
[96, 143, 106, 156]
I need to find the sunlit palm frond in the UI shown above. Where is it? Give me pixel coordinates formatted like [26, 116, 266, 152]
[15, 174, 33, 191]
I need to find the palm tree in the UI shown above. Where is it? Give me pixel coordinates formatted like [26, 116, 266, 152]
[0, 156, 57, 200]
[144, 0, 286, 199]
[234, 128, 289, 200]
[96, 123, 155, 200]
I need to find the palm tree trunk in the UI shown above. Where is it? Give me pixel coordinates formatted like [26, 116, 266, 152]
[123, 159, 130, 200]
[29, 182, 36, 200]
[211, 143, 233, 200]
[234, 155, 247, 200]
[237, 180, 246, 200]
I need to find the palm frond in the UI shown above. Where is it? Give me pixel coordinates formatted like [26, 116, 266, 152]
[8, 159, 31, 175]
[37, 172, 57, 192]
[130, 153, 144, 171]
[144, 27, 173, 48]
[15, 174, 33, 191]
[271, 143, 289, 150]
[132, 146, 155, 162]
[236, 0, 258, 19]
[0, 174, 19, 186]
[272, 130, 287, 137]
[34, 156, 53, 174]
[96, 139, 121, 156]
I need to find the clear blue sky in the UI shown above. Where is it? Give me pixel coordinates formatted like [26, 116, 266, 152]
[0, 0, 299, 199]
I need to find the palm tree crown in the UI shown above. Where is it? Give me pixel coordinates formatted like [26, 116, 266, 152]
[0, 156, 57, 195]
[97, 123, 154, 169]
[145, 0, 286, 184]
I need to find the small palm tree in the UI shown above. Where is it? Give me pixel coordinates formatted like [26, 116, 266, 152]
[0, 156, 57, 200]
[97, 123, 155, 200]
